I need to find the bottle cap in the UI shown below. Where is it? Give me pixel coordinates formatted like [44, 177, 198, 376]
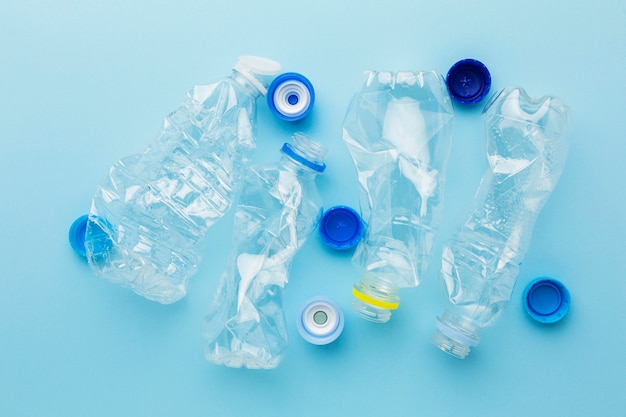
[69, 215, 113, 259]
[69, 215, 90, 257]
[319, 206, 364, 250]
[446, 59, 491, 104]
[523, 277, 571, 323]
[297, 296, 344, 345]
[267, 72, 315, 121]
[233, 56, 282, 96]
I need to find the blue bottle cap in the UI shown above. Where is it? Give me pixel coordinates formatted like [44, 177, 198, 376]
[69, 215, 112, 259]
[69, 215, 90, 257]
[267, 72, 315, 121]
[523, 277, 571, 323]
[319, 206, 364, 250]
[297, 296, 344, 345]
[446, 59, 491, 104]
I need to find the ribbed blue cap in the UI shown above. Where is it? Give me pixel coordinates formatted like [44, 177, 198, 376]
[297, 296, 344, 345]
[267, 72, 315, 121]
[446, 59, 491, 104]
[319, 206, 364, 250]
[523, 277, 571, 323]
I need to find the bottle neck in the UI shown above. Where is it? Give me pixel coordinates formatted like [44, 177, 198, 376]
[280, 155, 321, 177]
[231, 70, 263, 98]
[279, 134, 326, 176]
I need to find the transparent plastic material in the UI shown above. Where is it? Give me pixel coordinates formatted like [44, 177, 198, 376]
[433, 87, 570, 358]
[343, 70, 454, 323]
[84, 56, 281, 304]
[203, 133, 326, 369]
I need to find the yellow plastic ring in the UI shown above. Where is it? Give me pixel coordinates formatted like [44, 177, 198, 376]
[352, 287, 399, 310]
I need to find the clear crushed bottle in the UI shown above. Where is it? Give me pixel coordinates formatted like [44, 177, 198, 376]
[433, 87, 570, 358]
[342, 70, 454, 323]
[203, 133, 326, 369]
[83, 56, 281, 304]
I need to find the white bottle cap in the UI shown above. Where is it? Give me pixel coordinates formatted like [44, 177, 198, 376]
[233, 56, 282, 96]
[297, 296, 344, 345]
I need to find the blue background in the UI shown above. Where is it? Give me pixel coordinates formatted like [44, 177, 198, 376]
[1, 1, 625, 416]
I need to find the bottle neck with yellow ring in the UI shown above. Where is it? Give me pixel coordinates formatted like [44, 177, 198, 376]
[352, 276, 399, 323]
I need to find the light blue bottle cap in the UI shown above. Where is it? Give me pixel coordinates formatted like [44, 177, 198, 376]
[69, 215, 112, 259]
[446, 59, 491, 104]
[523, 277, 571, 323]
[267, 72, 315, 121]
[297, 296, 344, 345]
[319, 206, 364, 250]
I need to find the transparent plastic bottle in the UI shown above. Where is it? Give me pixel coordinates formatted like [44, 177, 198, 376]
[83, 56, 281, 304]
[433, 87, 570, 358]
[342, 70, 454, 323]
[203, 133, 326, 369]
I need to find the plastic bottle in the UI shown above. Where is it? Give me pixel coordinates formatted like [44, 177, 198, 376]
[203, 132, 326, 369]
[81, 56, 281, 304]
[433, 87, 570, 358]
[342, 70, 454, 323]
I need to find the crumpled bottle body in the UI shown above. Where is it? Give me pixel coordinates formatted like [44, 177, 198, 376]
[343, 70, 454, 322]
[434, 87, 570, 358]
[86, 77, 258, 304]
[203, 135, 324, 369]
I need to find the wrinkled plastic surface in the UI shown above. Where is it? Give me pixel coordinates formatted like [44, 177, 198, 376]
[203, 133, 325, 369]
[343, 70, 454, 321]
[85, 59, 279, 304]
[434, 87, 570, 358]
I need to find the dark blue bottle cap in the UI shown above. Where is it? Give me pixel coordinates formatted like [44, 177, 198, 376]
[319, 206, 364, 250]
[446, 59, 491, 104]
[267, 72, 315, 121]
[69, 215, 90, 257]
[523, 277, 571, 323]
[297, 296, 344, 345]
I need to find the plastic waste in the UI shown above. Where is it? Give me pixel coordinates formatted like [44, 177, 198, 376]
[267, 72, 315, 121]
[80, 56, 281, 304]
[203, 132, 326, 369]
[343, 70, 454, 323]
[523, 277, 571, 324]
[446, 59, 491, 105]
[433, 87, 570, 358]
[297, 296, 344, 345]
[319, 205, 364, 250]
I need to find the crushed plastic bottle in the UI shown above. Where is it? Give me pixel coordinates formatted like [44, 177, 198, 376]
[203, 132, 326, 369]
[343, 70, 454, 323]
[82, 56, 281, 304]
[433, 87, 570, 358]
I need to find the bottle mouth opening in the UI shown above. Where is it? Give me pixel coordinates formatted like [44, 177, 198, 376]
[280, 132, 327, 173]
[433, 316, 479, 358]
[432, 330, 471, 359]
[352, 298, 392, 323]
